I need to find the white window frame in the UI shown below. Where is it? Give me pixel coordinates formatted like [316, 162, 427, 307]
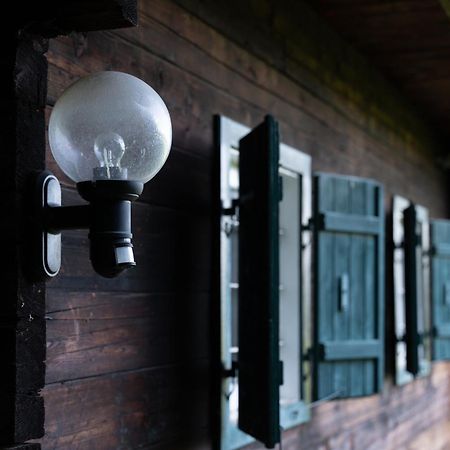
[392, 196, 431, 385]
[218, 116, 312, 449]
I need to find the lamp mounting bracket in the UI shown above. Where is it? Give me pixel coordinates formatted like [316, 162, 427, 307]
[29, 170, 62, 280]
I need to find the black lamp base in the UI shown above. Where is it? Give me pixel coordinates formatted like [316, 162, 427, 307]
[28, 171, 144, 281]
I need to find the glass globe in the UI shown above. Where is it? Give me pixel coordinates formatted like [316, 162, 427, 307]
[48, 71, 172, 183]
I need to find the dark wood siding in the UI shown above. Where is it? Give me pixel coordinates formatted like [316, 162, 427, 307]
[39, 0, 450, 449]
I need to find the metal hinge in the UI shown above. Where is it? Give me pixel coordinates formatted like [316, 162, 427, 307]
[303, 347, 314, 361]
[222, 361, 239, 379]
[301, 218, 314, 232]
[222, 199, 239, 217]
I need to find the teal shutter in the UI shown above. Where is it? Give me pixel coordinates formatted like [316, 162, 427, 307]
[312, 173, 384, 400]
[431, 220, 450, 360]
[238, 116, 281, 448]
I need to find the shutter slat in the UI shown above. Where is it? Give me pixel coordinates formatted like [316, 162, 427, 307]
[238, 115, 281, 448]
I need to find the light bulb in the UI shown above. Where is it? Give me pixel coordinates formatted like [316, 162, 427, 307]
[93, 132, 127, 180]
[48, 71, 172, 183]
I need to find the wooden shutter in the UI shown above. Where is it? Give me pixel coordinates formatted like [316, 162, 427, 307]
[403, 204, 432, 376]
[403, 204, 420, 375]
[392, 198, 431, 384]
[238, 115, 281, 448]
[312, 173, 384, 400]
[431, 220, 450, 360]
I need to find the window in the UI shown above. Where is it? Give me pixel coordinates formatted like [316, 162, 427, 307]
[392, 196, 431, 384]
[215, 115, 311, 449]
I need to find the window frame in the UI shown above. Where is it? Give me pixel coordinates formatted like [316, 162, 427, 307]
[216, 116, 312, 449]
[392, 196, 432, 385]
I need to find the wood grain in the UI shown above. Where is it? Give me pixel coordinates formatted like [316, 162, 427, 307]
[40, 0, 450, 449]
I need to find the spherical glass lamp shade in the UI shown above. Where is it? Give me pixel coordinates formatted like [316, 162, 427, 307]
[48, 71, 172, 184]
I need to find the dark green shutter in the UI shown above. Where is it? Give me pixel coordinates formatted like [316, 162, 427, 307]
[403, 205, 420, 375]
[431, 220, 450, 360]
[238, 115, 281, 448]
[392, 199, 431, 384]
[403, 204, 432, 376]
[312, 173, 384, 400]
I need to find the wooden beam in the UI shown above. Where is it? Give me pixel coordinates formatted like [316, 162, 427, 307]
[0, 33, 47, 446]
[18, 0, 138, 36]
[0, 1, 138, 447]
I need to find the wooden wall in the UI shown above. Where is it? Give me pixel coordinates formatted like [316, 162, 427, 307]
[39, 0, 450, 449]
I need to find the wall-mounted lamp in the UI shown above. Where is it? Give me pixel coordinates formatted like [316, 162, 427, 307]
[31, 71, 172, 279]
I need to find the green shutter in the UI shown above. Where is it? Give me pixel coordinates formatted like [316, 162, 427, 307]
[403, 205, 420, 375]
[403, 204, 432, 376]
[312, 173, 384, 400]
[431, 220, 450, 360]
[392, 198, 431, 385]
[238, 116, 281, 448]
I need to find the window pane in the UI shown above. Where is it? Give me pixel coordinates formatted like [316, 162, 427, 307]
[279, 171, 301, 405]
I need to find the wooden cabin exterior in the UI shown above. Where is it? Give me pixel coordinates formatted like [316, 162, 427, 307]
[4, 1, 450, 449]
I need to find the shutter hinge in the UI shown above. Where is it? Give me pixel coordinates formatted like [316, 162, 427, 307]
[222, 361, 239, 379]
[303, 347, 313, 361]
[279, 360, 284, 386]
[222, 199, 239, 216]
[279, 176, 283, 202]
[301, 218, 314, 232]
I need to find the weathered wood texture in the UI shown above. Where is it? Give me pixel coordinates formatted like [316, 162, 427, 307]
[305, 0, 450, 150]
[0, 33, 48, 446]
[39, 0, 450, 449]
[247, 362, 450, 450]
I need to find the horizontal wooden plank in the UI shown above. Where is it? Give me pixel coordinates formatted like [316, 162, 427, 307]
[37, 363, 209, 450]
[45, 290, 209, 383]
[318, 212, 381, 235]
[319, 340, 381, 361]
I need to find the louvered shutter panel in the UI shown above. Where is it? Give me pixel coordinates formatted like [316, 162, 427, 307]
[431, 220, 450, 360]
[238, 116, 282, 448]
[312, 173, 384, 400]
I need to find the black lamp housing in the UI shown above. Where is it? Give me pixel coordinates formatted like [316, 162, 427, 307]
[30, 170, 143, 280]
